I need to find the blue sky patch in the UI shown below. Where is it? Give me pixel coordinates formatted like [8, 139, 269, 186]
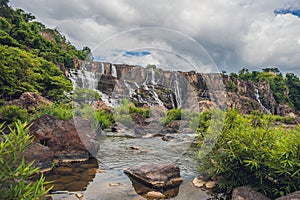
[125, 51, 151, 57]
[274, 8, 300, 18]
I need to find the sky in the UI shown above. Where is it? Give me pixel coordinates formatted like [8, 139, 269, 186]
[9, 0, 300, 75]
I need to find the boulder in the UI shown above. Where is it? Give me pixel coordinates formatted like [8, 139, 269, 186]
[23, 142, 55, 172]
[276, 191, 300, 200]
[232, 186, 270, 200]
[5, 92, 51, 111]
[92, 100, 111, 112]
[124, 164, 183, 189]
[29, 114, 99, 164]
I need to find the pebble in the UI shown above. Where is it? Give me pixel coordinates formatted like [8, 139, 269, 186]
[145, 191, 166, 199]
[109, 182, 122, 186]
[192, 176, 206, 188]
[205, 181, 217, 189]
[75, 193, 83, 199]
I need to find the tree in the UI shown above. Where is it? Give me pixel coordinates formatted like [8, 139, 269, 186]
[286, 73, 300, 110]
[0, 0, 9, 8]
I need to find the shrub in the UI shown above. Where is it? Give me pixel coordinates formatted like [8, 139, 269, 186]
[0, 121, 51, 199]
[199, 110, 300, 198]
[0, 105, 28, 123]
[160, 108, 189, 125]
[73, 104, 114, 130]
[32, 103, 72, 121]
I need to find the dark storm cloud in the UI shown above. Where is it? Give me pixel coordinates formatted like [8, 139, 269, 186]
[9, 0, 300, 74]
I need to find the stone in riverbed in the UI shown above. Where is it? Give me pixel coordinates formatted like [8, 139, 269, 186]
[276, 190, 300, 200]
[232, 186, 270, 200]
[124, 164, 183, 189]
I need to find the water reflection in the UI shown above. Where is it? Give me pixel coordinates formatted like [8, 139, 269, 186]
[128, 177, 180, 199]
[45, 158, 98, 191]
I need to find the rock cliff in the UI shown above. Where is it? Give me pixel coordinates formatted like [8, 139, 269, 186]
[68, 61, 295, 116]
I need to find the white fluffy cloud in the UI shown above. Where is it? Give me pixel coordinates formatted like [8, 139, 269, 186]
[9, 0, 300, 74]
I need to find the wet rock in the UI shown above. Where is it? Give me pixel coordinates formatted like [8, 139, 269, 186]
[167, 120, 189, 132]
[232, 186, 270, 200]
[192, 176, 206, 188]
[109, 182, 122, 186]
[145, 191, 166, 199]
[128, 175, 180, 199]
[276, 190, 300, 200]
[205, 181, 217, 189]
[23, 141, 55, 172]
[29, 114, 99, 167]
[124, 164, 183, 189]
[130, 146, 140, 150]
[5, 92, 51, 111]
[75, 193, 83, 199]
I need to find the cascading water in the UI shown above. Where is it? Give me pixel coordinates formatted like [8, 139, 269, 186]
[255, 89, 271, 114]
[111, 65, 117, 78]
[173, 73, 182, 108]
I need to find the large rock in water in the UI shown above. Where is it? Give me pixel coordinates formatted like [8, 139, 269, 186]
[124, 164, 183, 189]
[276, 191, 300, 200]
[28, 114, 99, 168]
[232, 186, 270, 200]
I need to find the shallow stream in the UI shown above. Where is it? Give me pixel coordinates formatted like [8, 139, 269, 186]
[46, 133, 222, 200]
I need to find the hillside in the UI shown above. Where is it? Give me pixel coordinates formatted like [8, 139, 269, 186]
[0, 1, 90, 100]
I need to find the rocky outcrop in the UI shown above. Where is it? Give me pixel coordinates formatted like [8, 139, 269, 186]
[232, 186, 270, 200]
[276, 191, 300, 200]
[26, 114, 99, 170]
[5, 92, 51, 111]
[92, 100, 111, 112]
[69, 61, 295, 116]
[124, 164, 183, 189]
[23, 142, 55, 172]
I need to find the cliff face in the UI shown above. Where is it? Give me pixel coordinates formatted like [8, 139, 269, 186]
[68, 61, 294, 116]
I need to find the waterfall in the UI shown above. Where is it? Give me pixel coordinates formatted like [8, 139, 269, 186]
[111, 65, 117, 78]
[151, 68, 156, 85]
[150, 86, 164, 106]
[173, 73, 182, 108]
[101, 63, 105, 74]
[255, 89, 271, 114]
[124, 80, 135, 96]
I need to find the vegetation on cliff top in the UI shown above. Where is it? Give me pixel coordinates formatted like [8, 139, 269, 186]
[229, 68, 300, 111]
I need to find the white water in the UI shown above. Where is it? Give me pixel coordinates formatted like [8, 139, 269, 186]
[151, 68, 156, 85]
[111, 65, 117, 78]
[150, 85, 164, 106]
[255, 89, 271, 114]
[174, 73, 182, 108]
[69, 63, 186, 109]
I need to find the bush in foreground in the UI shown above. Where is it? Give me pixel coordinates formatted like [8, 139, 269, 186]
[199, 110, 300, 198]
[0, 121, 51, 199]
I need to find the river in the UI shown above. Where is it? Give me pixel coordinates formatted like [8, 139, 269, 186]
[46, 131, 224, 199]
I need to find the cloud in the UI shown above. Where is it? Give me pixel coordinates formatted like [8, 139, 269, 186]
[9, 0, 300, 75]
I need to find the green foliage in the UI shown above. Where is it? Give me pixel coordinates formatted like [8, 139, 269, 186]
[73, 104, 114, 130]
[113, 99, 150, 127]
[0, 45, 72, 100]
[95, 110, 114, 129]
[31, 103, 72, 121]
[227, 80, 237, 91]
[286, 73, 300, 110]
[160, 108, 189, 125]
[234, 68, 300, 110]
[199, 110, 300, 198]
[189, 110, 212, 134]
[0, 121, 51, 199]
[0, 105, 28, 123]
